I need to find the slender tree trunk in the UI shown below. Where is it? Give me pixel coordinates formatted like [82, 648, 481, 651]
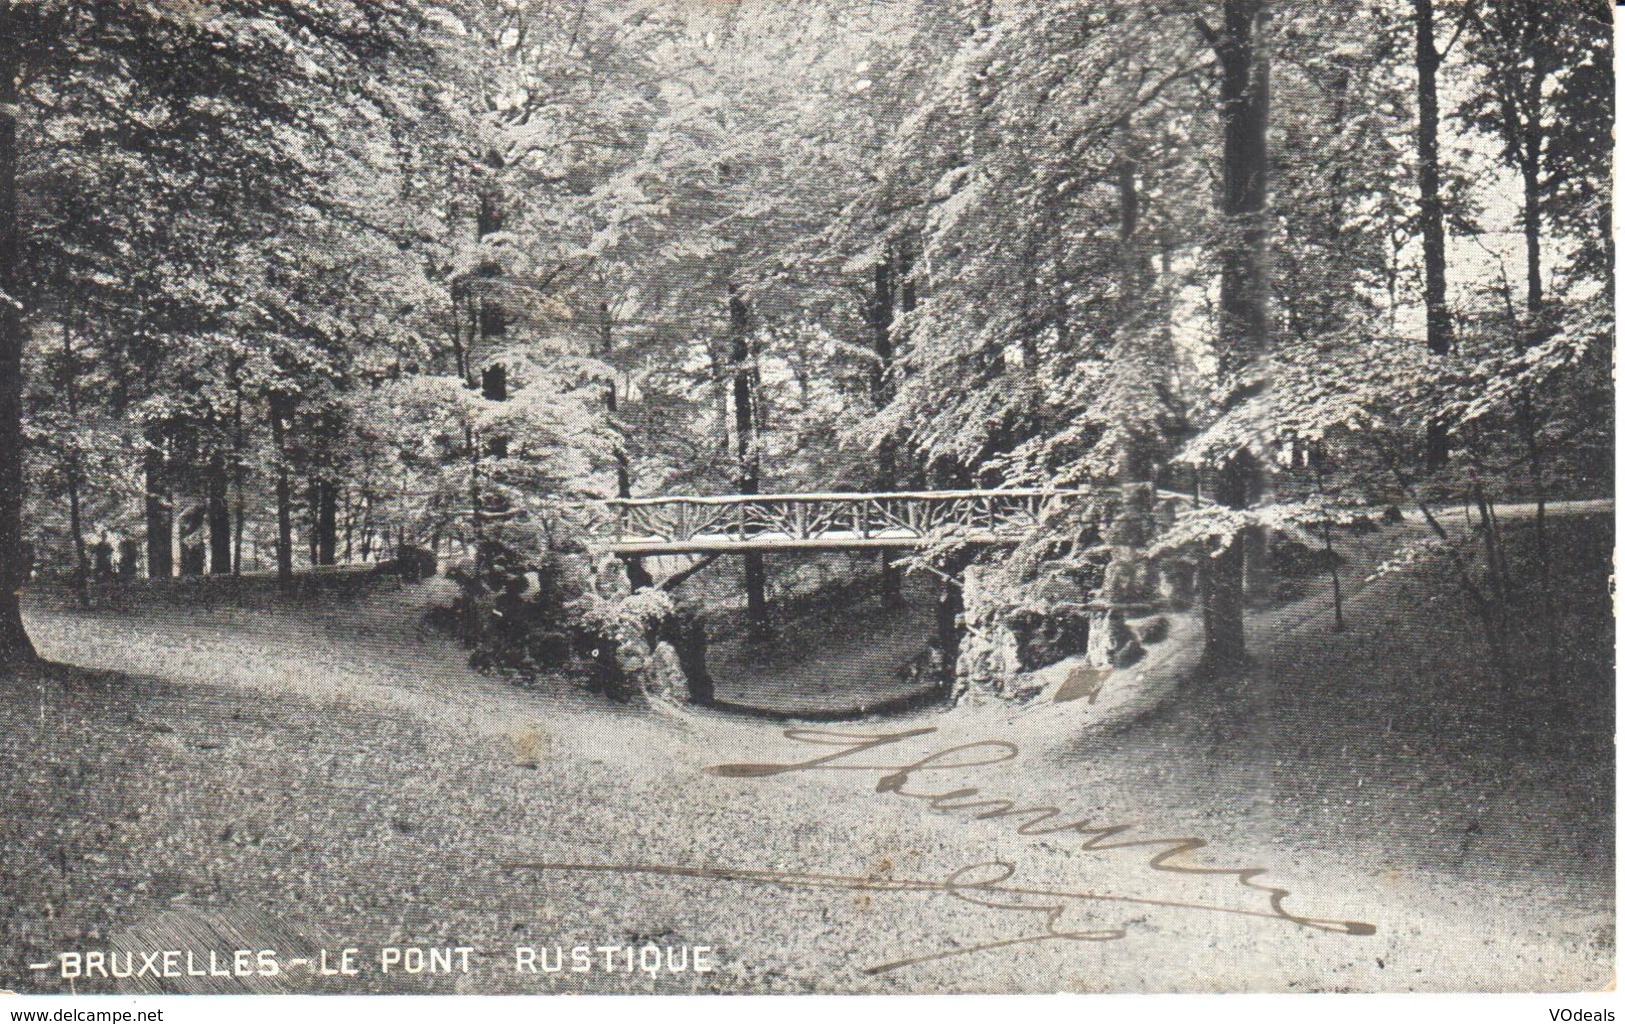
[1212, 1, 1272, 378]
[358, 490, 374, 561]
[895, 242, 926, 490]
[231, 386, 245, 576]
[315, 479, 337, 566]
[1518, 94, 1550, 604]
[730, 287, 769, 637]
[1114, 131, 1160, 484]
[869, 251, 903, 608]
[449, 286, 470, 384]
[602, 301, 652, 591]
[1415, 0, 1454, 469]
[66, 478, 86, 597]
[60, 322, 89, 605]
[1205, 452, 1255, 663]
[1312, 451, 1344, 632]
[269, 395, 294, 589]
[143, 424, 173, 579]
[1525, 406, 1547, 599]
[466, 159, 508, 566]
[934, 549, 973, 689]
[0, 17, 32, 662]
[1521, 131, 1544, 326]
[600, 302, 633, 500]
[465, 422, 484, 573]
[477, 362, 507, 566]
[475, 154, 509, 464]
[1471, 477, 1509, 613]
[306, 479, 321, 566]
[1201, 0, 1272, 669]
[176, 505, 203, 577]
[714, 353, 732, 456]
[207, 456, 231, 574]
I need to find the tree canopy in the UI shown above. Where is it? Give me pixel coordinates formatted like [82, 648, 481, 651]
[0, 0, 1610, 673]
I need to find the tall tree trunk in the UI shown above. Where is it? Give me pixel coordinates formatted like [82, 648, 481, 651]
[1415, 0, 1454, 469]
[0, 15, 32, 662]
[1205, 451, 1255, 664]
[1518, 76, 1549, 601]
[476, 148, 507, 439]
[602, 302, 652, 591]
[1104, 143, 1167, 613]
[143, 424, 174, 580]
[478, 362, 507, 563]
[1201, 0, 1273, 668]
[465, 422, 484, 574]
[730, 287, 769, 637]
[207, 456, 231, 574]
[449, 286, 470, 385]
[475, 169, 508, 539]
[1114, 131, 1158, 485]
[869, 250, 902, 608]
[714, 351, 732, 455]
[66, 475, 86, 603]
[177, 504, 204, 577]
[471, 153, 508, 555]
[269, 395, 294, 589]
[315, 479, 337, 566]
[475, 159, 507, 346]
[600, 303, 633, 500]
[231, 387, 245, 576]
[934, 549, 974, 689]
[896, 240, 928, 489]
[307, 479, 321, 566]
[358, 490, 374, 561]
[60, 322, 89, 605]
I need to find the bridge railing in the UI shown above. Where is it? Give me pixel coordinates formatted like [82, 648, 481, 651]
[603, 488, 1103, 554]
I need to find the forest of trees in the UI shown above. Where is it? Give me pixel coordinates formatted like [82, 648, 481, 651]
[0, 0, 1611, 678]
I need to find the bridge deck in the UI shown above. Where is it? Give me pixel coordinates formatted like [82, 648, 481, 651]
[604, 488, 1104, 555]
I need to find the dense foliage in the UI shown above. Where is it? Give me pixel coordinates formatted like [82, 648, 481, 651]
[0, 0, 1610, 681]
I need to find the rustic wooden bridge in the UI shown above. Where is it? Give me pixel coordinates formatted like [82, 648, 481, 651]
[603, 488, 1103, 556]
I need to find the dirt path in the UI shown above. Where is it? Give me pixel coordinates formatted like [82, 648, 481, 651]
[1, 515, 1610, 994]
[706, 576, 940, 715]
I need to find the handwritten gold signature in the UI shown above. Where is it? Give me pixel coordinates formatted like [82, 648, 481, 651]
[504, 727, 1375, 975]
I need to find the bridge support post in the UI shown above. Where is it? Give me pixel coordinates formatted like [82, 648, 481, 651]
[879, 549, 903, 609]
[623, 555, 652, 592]
[658, 608, 713, 705]
[934, 550, 973, 688]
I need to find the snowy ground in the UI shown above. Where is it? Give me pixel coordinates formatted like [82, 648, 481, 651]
[0, 514, 1611, 994]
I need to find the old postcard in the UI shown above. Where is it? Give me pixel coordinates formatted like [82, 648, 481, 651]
[0, 0, 1613, 1010]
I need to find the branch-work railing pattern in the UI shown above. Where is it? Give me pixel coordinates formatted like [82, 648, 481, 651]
[603, 489, 1104, 555]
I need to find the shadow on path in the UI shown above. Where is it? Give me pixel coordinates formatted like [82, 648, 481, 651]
[705, 576, 942, 716]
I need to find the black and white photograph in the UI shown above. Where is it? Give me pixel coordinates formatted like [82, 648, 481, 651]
[0, 0, 1613, 1006]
